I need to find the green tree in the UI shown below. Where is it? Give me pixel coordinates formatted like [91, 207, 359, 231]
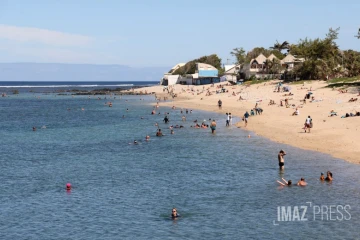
[172, 54, 222, 75]
[245, 47, 271, 63]
[290, 27, 343, 79]
[269, 58, 282, 74]
[270, 40, 290, 54]
[343, 50, 360, 77]
[230, 47, 246, 64]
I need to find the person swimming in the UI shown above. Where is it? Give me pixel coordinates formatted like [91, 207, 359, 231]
[171, 208, 180, 219]
[325, 171, 333, 181]
[320, 173, 325, 181]
[277, 178, 292, 186]
[297, 178, 307, 186]
[156, 129, 163, 137]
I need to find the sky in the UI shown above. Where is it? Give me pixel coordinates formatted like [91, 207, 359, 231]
[0, 0, 359, 67]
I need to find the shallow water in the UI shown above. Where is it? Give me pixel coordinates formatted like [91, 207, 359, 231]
[0, 93, 359, 239]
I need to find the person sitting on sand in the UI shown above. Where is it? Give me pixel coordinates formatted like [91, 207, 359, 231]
[349, 98, 358, 102]
[292, 108, 299, 116]
[329, 110, 337, 117]
[320, 173, 325, 181]
[297, 178, 307, 186]
[268, 100, 275, 105]
[277, 178, 292, 186]
[325, 171, 333, 181]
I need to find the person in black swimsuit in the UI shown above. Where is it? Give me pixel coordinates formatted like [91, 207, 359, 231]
[278, 150, 286, 170]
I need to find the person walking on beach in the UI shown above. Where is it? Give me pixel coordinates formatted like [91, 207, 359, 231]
[278, 150, 286, 170]
[210, 120, 217, 134]
[243, 111, 250, 127]
[226, 113, 230, 127]
[304, 115, 312, 133]
[218, 99, 222, 109]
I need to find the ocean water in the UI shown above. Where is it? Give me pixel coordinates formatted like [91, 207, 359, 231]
[0, 81, 158, 94]
[0, 89, 359, 239]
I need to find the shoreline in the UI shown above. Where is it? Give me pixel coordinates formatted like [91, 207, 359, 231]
[133, 81, 360, 164]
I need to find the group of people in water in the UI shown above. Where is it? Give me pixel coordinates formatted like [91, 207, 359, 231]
[277, 149, 333, 187]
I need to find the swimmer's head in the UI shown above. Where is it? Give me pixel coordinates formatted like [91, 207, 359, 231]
[66, 183, 71, 190]
[288, 180, 292, 185]
[172, 208, 177, 216]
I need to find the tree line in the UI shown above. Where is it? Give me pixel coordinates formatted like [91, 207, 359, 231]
[231, 28, 360, 80]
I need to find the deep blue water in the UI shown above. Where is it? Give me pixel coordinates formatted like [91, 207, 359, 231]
[0, 91, 359, 239]
[0, 81, 158, 94]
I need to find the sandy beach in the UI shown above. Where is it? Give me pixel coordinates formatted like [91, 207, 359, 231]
[132, 80, 360, 164]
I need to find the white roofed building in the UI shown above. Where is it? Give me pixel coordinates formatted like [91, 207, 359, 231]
[160, 63, 186, 85]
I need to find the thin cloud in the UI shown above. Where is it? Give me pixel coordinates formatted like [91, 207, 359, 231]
[0, 24, 93, 46]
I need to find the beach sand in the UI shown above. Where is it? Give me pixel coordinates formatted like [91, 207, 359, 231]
[132, 80, 360, 164]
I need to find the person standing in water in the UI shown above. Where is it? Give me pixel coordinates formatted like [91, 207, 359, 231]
[278, 150, 286, 170]
[210, 120, 217, 134]
[225, 113, 230, 127]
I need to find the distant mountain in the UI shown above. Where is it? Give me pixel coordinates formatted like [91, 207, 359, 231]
[0, 63, 170, 81]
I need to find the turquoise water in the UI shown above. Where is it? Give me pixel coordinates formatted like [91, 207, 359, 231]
[0, 93, 359, 239]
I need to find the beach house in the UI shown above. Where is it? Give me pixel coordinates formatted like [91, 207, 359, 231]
[240, 53, 305, 79]
[161, 63, 220, 85]
[241, 53, 273, 79]
[160, 63, 185, 85]
[280, 53, 305, 70]
[223, 64, 241, 83]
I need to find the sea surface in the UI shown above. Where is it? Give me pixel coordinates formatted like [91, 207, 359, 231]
[0, 82, 359, 239]
[0, 81, 158, 94]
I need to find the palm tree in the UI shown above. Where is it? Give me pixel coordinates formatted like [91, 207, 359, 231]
[270, 41, 290, 53]
[263, 59, 272, 73]
[355, 28, 360, 39]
